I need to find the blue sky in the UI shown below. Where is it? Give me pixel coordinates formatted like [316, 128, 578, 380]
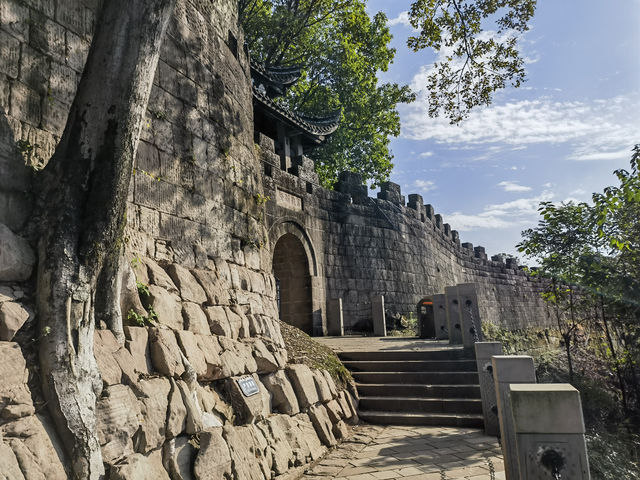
[366, 0, 640, 259]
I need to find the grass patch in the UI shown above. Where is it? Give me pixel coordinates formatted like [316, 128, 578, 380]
[278, 319, 352, 389]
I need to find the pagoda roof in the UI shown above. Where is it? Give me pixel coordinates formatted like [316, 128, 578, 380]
[250, 60, 340, 145]
[253, 86, 340, 143]
[251, 61, 301, 97]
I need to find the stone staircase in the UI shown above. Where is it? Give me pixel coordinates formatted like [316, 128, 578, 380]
[339, 348, 484, 428]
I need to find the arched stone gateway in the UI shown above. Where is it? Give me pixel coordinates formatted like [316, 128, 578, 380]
[272, 233, 313, 334]
[268, 220, 325, 335]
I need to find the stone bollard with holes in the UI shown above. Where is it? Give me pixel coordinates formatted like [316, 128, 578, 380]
[475, 342, 503, 436]
[372, 294, 386, 336]
[510, 384, 591, 479]
[327, 298, 344, 336]
[457, 283, 483, 347]
[432, 293, 448, 340]
[444, 286, 463, 344]
[492, 355, 536, 480]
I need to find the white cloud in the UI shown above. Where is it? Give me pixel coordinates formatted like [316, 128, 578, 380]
[567, 148, 631, 161]
[401, 57, 640, 163]
[387, 11, 414, 29]
[498, 181, 532, 192]
[419, 151, 434, 158]
[444, 191, 553, 231]
[414, 179, 436, 192]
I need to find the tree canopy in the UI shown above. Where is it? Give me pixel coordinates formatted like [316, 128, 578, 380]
[518, 146, 640, 413]
[240, 0, 415, 188]
[407, 0, 537, 124]
[241, 0, 537, 187]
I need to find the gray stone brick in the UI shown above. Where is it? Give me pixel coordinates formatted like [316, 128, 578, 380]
[49, 61, 77, 105]
[10, 81, 41, 126]
[65, 29, 89, 72]
[23, 0, 55, 17]
[56, 0, 93, 38]
[0, 0, 29, 43]
[0, 30, 20, 78]
[41, 97, 69, 134]
[29, 16, 66, 62]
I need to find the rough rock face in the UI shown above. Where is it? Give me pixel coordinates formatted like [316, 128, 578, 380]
[0, 297, 32, 341]
[0, 342, 67, 479]
[0, 224, 35, 282]
[89, 256, 359, 478]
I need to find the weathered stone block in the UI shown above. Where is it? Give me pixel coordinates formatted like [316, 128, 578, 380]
[108, 450, 170, 480]
[286, 364, 319, 409]
[193, 428, 232, 480]
[261, 416, 294, 475]
[332, 420, 349, 440]
[162, 436, 195, 480]
[166, 379, 187, 439]
[135, 377, 171, 453]
[261, 370, 300, 415]
[96, 384, 140, 463]
[312, 369, 333, 403]
[251, 338, 279, 373]
[182, 302, 209, 335]
[223, 424, 270, 480]
[0, 0, 29, 43]
[147, 285, 183, 330]
[0, 300, 31, 341]
[218, 336, 257, 376]
[194, 334, 225, 380]
[1, 414, 67, 479]
[227, 374, 270, 424]
[0, 30, 20, 78]
[205, 305, 231, 337]
[294, 413, 326, 460]
[0, 223, 35, 282]
[0, 341, 32, 410]
[308, 404, 337, 447]
[149, 328, 185, 377]
[124, 326, 152, 375]
[166, 263, 207, 304]
[175, 330, 207, 379]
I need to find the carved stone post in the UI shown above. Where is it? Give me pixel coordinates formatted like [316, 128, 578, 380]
[432, 293, 448, 340]
[444, 286, 463, 344]
[457, 283, 483, 347]
[371, 295, 386, 336]
[492, 355, 536, 480]
[327, 298, 344, 336]
[510, 384, 591, 479]
[474, 342, 503, 436]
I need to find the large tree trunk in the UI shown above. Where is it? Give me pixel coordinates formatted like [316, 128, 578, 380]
[34, 1, 175, 477]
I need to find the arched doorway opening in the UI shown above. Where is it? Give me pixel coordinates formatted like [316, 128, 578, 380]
[272, 233, 313, 335]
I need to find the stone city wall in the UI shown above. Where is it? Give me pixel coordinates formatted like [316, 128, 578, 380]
[261, 151, 553, 333]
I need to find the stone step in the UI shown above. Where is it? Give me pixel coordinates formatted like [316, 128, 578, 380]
[343, 359, 477, 373]
[353, 371, 479, 385]
[359, 396, 483, 414]
[358, 410, 484, 428]
[338, 349, 473, 362]
[355, 383, 481, 399]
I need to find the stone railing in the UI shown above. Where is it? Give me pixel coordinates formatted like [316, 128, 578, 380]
[474, 342, 591, 479]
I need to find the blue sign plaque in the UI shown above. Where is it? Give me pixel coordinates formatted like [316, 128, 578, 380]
[236, 376, 260, 397]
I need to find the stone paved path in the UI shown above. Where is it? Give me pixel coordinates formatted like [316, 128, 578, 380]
[299, 424, 505, 480]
